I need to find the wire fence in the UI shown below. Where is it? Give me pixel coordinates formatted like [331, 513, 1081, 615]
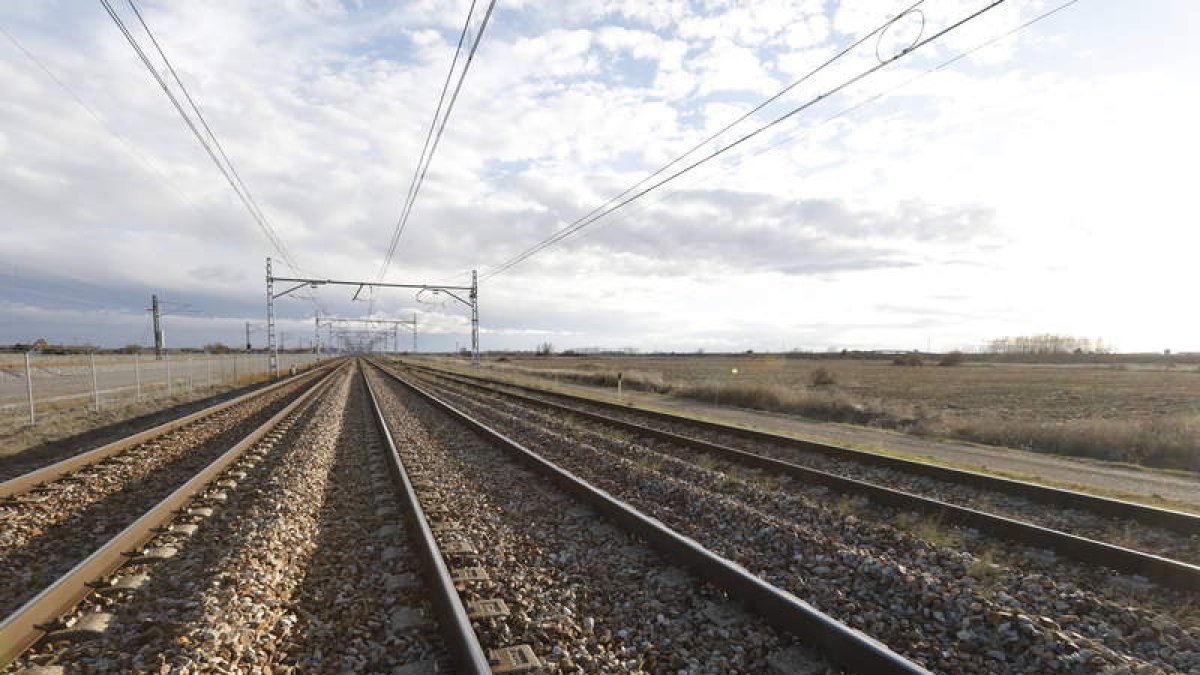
[0, 352, 325, 426]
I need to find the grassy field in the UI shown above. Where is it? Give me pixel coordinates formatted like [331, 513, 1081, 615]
[427, 354, 1200, 472]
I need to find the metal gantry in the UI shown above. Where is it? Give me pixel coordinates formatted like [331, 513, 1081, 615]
[315, 316, 418, 354]
[267, 258, 478, 376]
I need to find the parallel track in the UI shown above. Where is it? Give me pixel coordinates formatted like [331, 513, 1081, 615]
[0, 363, 346, 667]
[0, 363, 335, 500]
[367, 359, 930, 674]
[407, 364, 1200, 590]
[403, 361, 1200, 536]
[391, 360, 1200, 673]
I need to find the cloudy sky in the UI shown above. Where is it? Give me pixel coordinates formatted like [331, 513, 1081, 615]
[1, 0, 1197, 353]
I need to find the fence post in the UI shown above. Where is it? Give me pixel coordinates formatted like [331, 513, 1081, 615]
[187, 356, 193, 393]
[91, 352, 101, 411]
[166, 353, 172, 396]
[135, 352, 142, 400]
[233, 355, 238, 385]
[25, 351, 35, 426]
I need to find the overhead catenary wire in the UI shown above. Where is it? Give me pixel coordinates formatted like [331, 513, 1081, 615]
[97, 0, 302, 275]
[481, 0, 1015, 281]
[522, 0, 1085, 263]
[375, 0, 478, 283]
[498, 0, 927, 276]
[374, 0, 499, 283]
[0, 24, 208, 214]
[123, 0, 294, 271]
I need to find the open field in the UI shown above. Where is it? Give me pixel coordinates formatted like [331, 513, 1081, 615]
[424, 354, 1200, 472]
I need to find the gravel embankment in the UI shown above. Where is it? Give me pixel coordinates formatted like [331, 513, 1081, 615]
[417, 372, 1200, 674]
[368, 367, 826, 674]
[0, 375, 314, 618]
[433, 373, 1200, 565]
[16, 366, 447, 673]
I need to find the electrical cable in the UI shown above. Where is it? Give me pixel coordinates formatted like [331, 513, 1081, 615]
[495, 0, 926, 279]
[0, 23, 208, 213]
[375, 0, 478, 283]
[481, 0, 1015, 280]
[374, 0, 499, 282]
[557, 0, 1085, 256]
[97, 0, 302, 275]
[124, 0, 296, 272]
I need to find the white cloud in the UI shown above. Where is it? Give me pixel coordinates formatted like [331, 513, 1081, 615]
[0, 0, 1195, 353]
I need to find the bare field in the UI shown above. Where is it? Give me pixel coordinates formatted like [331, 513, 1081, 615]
[426, 354, 1200, 472]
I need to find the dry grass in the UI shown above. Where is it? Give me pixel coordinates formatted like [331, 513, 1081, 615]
[965, 550, 1003, 582]
[446, 354, 1200, 472]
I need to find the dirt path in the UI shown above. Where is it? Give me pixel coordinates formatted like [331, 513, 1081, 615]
[527, 379, 1200, 511]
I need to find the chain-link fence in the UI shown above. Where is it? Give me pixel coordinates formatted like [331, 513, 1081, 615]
[0, 352, 326, 426]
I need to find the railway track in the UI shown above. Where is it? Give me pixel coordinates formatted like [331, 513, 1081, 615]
[2, 361, 459, 673]
[364, 358, 926, 674]
[392, 361, 1200, 674]
[0, 363, 341, 621]
[0, 362, 346, 668]
[5, 356, 1194, 673]
[406, 363, 1200, 564]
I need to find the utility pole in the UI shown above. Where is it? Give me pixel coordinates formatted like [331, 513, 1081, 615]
[245, 321, 252, 351]
[470, 269, 480, 367]
[151, 294, 164, 360]
[266, 257, 278, 378]
[412, 311, 418, 353]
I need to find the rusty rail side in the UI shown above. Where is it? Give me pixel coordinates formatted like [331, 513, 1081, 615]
[0, 363, 344, 667]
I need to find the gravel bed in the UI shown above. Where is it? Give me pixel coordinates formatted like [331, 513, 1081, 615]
[0, 375, 314, 618]
[367, 367, 827, 674]
[419, 373, 1200, 674]
[429, 372, 1200, 566]
[429, 377, 1200, 622]
[16, 365, 446, 673]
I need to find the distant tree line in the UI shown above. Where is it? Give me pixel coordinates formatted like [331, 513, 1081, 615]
[985, 334, 1111, 355]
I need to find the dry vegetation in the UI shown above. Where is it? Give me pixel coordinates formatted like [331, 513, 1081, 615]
[438, 354, 1200, 472]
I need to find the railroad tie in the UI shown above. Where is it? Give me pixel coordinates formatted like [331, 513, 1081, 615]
[489, 645, 542, 673]
[39, 612, 114, 644]
[90, 573, 150, 594]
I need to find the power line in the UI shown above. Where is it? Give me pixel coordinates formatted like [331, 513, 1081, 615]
[481, 0, 1016, 280]
[507, 0, 926, 273]
[124, 0, 292, 270]
[97, 0, 302, 274]
[374, 0, 499, 283]
[528, 0, 1085, 259]
[0, 24, 209, 213]
[375, 0, 478, 283]
[530, 0, 1084, 260]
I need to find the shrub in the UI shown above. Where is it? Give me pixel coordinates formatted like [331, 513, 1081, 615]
[893, 353, 924, 367]
[938, 351, 966, 367]
[810, 367, 838, 386]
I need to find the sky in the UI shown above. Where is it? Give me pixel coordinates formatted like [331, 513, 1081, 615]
[1, 0, 1197, 353]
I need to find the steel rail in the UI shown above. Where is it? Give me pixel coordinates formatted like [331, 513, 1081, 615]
[366, 360, 931, 675]
[404, 362, 1200, 537]
[1, 359, 340, 500]
[410, 366, 1200, 591]
[359, 364, 492, 674]
[0, 363, 346, 667]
